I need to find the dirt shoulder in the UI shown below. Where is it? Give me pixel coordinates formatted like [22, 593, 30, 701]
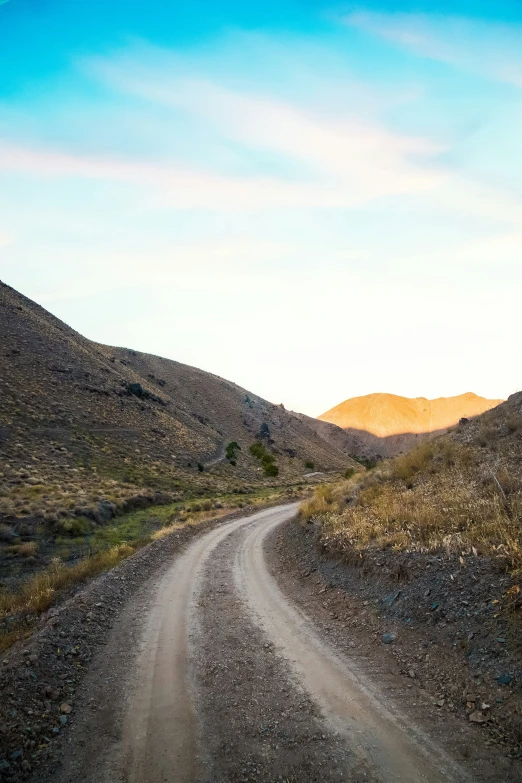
[268, 518, 522, 782]
[0, 503, 283, 782]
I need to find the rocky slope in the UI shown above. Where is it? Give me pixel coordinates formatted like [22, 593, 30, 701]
[319, 392, 503, 458]
[0, 279, 353, 528]
[289, 410, 370, 462]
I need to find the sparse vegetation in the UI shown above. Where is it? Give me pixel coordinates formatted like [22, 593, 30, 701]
[0, 545, 135, 640]
[249, 441, 279, 477]
[304, 461, 314, 470]
[300, 397, 522, 570]
[0, 484, 306, 651]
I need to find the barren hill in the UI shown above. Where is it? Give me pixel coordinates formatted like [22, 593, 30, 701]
[319, 392, 503, 458]
[0, 280, 353, 525]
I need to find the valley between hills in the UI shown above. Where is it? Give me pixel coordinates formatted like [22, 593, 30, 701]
[0, 279, 521, 783]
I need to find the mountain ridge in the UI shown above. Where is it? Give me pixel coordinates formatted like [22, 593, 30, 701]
[318, 391, 503, 457]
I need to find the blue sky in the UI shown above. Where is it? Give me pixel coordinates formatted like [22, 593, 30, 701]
[0, 0, 521, 414]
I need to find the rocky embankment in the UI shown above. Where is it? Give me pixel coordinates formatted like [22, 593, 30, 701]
[273, 520, 522, 772]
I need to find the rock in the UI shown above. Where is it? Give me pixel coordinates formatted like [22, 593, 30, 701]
[496, 674, 513, 686]
[0, 760, 10, 772]
[469, 711, 487, 724]
[60, 703, 72, 714]
[382, 632, 396, 644]
[0, 525, 15, 543]
[436, 699, 445, 707]
[259, 422, 270, 439]
[382, 590, 401, 609]
[21, 759, 31, 772]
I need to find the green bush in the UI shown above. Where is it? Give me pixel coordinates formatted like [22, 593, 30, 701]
[353, 456, 377, 470]
[249, 442, 266, 460]
[226, 441, 240, 461]
[197, 463, 204, 472]
[344, 468, 355, 480]
[250, 441, 279, 477]
[305, 461, 314, 470]
[53, 516, 93, 537]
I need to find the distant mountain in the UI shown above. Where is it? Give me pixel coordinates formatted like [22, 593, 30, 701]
[318, 392, 503, 458]
[0, 280, 354, 523]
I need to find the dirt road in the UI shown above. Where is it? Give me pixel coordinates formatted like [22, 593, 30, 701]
[52, 504, 489, 783]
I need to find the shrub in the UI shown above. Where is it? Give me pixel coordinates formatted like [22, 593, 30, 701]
[52, 516, 93, 537]
[305, 461, 314, 470]
[249, 442, 266, 460]
[354, 456, 377, 470]
[344, 468, 355, 480]
[250, 441, 279, 477]
[197, 463, 204, 472]
[226, 441, 240, 461]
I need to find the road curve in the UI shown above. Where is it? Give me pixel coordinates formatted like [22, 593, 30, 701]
[234, 511, 469, 783]
[122, 504, 298, 783]
[120, 502, 469, 783]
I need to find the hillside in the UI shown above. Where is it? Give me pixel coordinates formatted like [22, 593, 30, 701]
[299, 393, 522, 753]
[0, 280, 353, 528]
[290, 410, 370, 462]
[319, 392, 503, 458]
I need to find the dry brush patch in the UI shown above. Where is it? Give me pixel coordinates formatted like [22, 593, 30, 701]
[300, 403, 522, 570]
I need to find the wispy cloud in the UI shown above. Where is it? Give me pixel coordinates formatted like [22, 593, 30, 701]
[0, 141, 437, 209]
[345, 12, 522, 88]
[78, 52, 448, 204]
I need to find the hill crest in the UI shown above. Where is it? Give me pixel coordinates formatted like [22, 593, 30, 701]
[318, 391, 503, 457]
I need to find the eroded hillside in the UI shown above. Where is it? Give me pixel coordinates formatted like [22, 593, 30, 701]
[0, 280, 353, 528]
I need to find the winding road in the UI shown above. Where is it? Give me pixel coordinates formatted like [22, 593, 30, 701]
[112, 503, 468, 783]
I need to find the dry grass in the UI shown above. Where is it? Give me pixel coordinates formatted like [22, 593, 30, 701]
[0, 486, 297, 652]
[0, 544, 134, 619]
[5, 540, 38, 557]
[300, 402, 522, 570]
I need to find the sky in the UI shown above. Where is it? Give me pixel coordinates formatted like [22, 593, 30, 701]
[0, 0, 521, 415]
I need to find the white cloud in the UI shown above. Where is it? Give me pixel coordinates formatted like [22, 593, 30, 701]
[0, 135, 443, 211]
[345, 12, 522, 88]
